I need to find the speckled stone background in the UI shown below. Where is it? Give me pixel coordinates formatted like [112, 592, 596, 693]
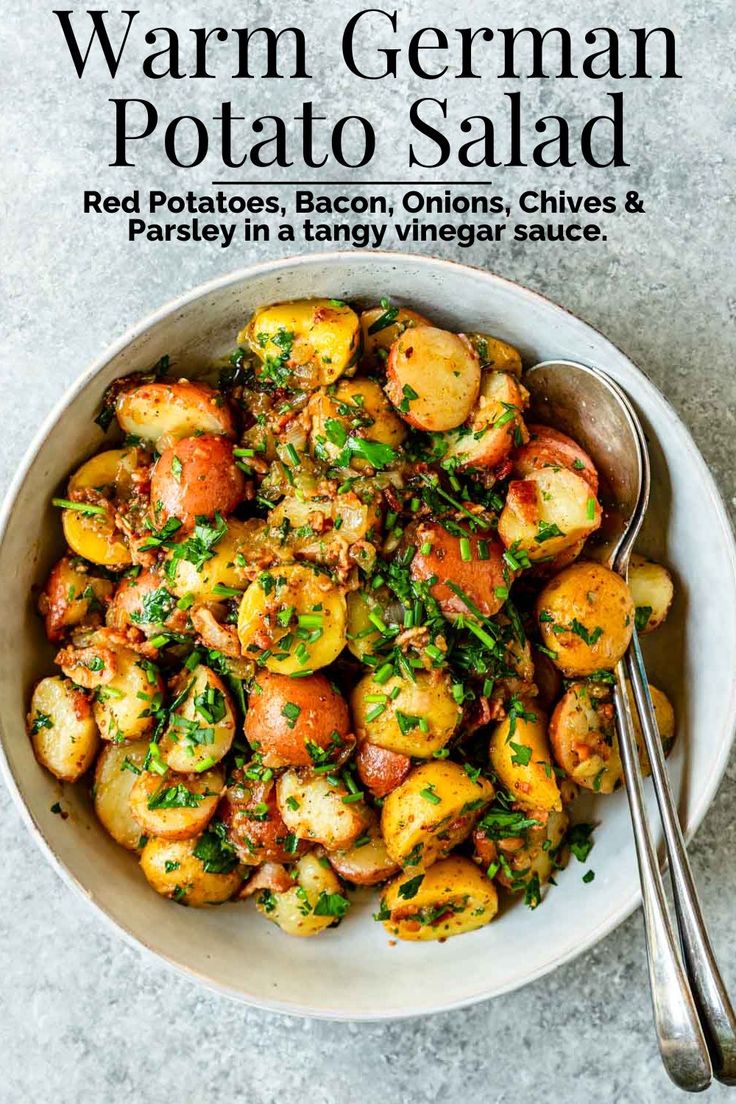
[1, 2, 734, 1101]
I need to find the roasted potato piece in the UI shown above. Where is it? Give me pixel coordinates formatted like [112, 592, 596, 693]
[276, 770, 370, 851]
[550, 678, 675, 793]
[219, 770, 311, 865]
[268, 490, 381, 563]
[512, 423, 598, 494]
[385, 327, 480, 432]
[489, 706, 562, 812]
[130, 766, 224, 840]
[308, 378, 407, 468]
[167, 517, 253, 602]
[410, 523, 510, 619]
[254, 851, 348, 936]
[244, 671, 350, 769]
[360, 304, 431, 368]
[628, 554, 675, 635]
[633, 683, 676, 771]
[61, 448, 137, 566]
[237, 563, 347, 674]
[549, 681, 621, 792]
[463, 332, 522, 377]
[28, 676, 99, 782]
[140, 834, 241, 906]
[494, 809, 569, 894]
[93, 739, 149, 850]
[242, 298, 361, 388]
[325, 815, 400, 885]
[355, 740, 411, 799]
[106, 570, 187, 636]
[380, 857, 498, 941]
[150, 435, 245, 531]
[116, 380, 235, 452]
[38, 556, 113, 642]
[442, 371, 529, 470]
[93, 646, 165, 742]
[537, 563, 635, 676]
[351, 671, 461, 758]
[159, 665, 236, 773]
[381, 760, 494, 869]
[498, 468, 601, 562]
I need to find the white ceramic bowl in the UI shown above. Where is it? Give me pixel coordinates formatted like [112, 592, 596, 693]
[1, 252, 735, 1020]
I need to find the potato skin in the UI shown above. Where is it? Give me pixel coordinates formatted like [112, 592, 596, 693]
[28, 676, 99, 782]
[276, 770, 370, 851]
[537, 563, 635, 676]
[116, 380, 235, 452]
[325, 816, 400, 886]
[106, 570, 187, 636]
[237, 564, 347, 675]
[39, 557, 113, 642]
[512, 423, 598, 494]
[130, 767, 224, 840]
[355, 741, 411, 799]
[351, 671, 461, 758]
[150, 435, 245, 531]
[442, 371, 529, 470]
[498, 468, 601, 562]
[140, 835, 241, 906]
[243, 298, 361, 388]
[628, 554, 675, 635]
[489, 708, 562, 812]
[380, 857, 498, 941]
[254, 851, 347, 936]
[385, 327, 480, 432]
[410, 523, 509, 619]
[381, 761, 494, 870]
[94, 739, 149, 850]
[244, 671, 350, 769]
[219, 772, 311, 865]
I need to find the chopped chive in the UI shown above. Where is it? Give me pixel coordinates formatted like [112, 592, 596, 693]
[459, 537, 472, 562]
[52, 498, 106, 516]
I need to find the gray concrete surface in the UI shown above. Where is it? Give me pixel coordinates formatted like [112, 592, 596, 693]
[1, 2, 734, 1101]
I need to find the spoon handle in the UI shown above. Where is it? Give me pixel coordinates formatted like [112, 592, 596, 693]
[626, 634, 736, 1084]
[613, 664, 712, 1092]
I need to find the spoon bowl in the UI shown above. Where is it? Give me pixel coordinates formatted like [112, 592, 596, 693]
[524, 359, 646, 570]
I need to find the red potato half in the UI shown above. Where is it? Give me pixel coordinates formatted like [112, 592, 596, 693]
[219, 772, 311, 866]
[442, 371, 529, 470]
[38, 556, 113, 642]
[512, 423, 598, 494]
[324, 815, 400, 885]
[150, 435, 246, 530]
[116, 380, 235, 452]
[106, 569, 188, 636]
[498, 468, 602, 562]
[410, 522, 510, 620]
[244, 671, 351, 769]
[385, 327, 480, 432]
[355, 741, 411, 799]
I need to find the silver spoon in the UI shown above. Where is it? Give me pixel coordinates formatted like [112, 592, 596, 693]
[524, 359, 734, 1092]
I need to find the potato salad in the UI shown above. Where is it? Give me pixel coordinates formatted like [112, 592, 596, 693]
[28, 297, 676, 941]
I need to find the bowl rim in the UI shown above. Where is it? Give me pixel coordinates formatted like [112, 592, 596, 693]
[2, 249, 735, 1020]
